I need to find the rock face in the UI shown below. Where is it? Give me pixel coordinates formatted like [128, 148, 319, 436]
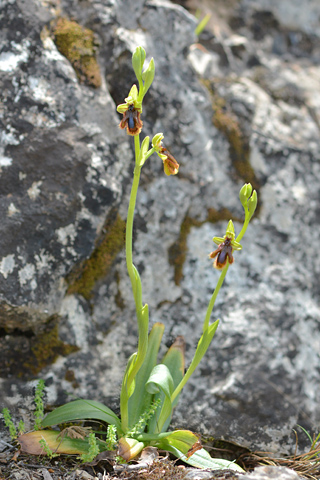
[1, 0, 319, 454]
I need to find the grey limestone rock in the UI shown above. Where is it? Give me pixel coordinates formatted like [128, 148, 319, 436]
[0, 0, 319, 457]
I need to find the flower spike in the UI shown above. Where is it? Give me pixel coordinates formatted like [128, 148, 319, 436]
[152, 134, 179, 176]
[209, 220, 242, 270]
[117, 85, 143, 136]
[119, 104, 143, 136]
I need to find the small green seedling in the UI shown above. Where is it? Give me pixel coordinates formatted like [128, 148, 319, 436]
[1, 379, 46, 440]
[2, 408, 19, 440]
[17, 47, 257, 472]
[79, 432, 100, 463]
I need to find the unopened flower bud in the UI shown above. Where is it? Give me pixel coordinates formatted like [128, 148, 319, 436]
[239, 183, 253, 208]
[248, 190, 258, 217]
[141, 58, 155, 96]
[152, 133, 164, 151]
[132, 47, 146, 82]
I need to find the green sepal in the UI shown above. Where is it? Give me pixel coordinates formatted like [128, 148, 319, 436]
[225, 219, 235, 239]
[212, 236, 224, 245]
[117, 103, 128, 114]
[152, 132, 164, 150]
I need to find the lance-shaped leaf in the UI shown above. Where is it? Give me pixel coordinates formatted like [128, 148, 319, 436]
[147, 336, 185, 433]
[171, 321, 219, 404]
[120, 301, 149, 431]
[18, 430, 105, 455]
[41, 399, 122, 433]
[127, 322, 165, 429]
[145, 364, 174, 434]
[163, 443, 244, 472]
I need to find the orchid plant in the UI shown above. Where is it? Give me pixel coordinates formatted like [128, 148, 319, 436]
[17, 47, 257, 471]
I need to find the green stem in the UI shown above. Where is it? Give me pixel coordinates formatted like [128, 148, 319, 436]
[236, 213, 250, 243]
[126, 170, 141, 304]
[170, 319, 219, 405]
[121, 134, 150, 431]
[202, 264, 229, 333]
[126, 135, 142, 306]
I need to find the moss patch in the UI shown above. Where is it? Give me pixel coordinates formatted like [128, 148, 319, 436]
[201, 80, 260, 197]
[212, 94, 259, 191]
[52, 17, 101, 88]
[0, 316, 79, 378]
[168, 216, 202, 286]
[169, 208, 241, 286]
[67, 211, 126, 300]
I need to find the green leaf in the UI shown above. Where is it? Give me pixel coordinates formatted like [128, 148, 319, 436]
[120, 299, 149, 431]
[171, 321, 219, 404]
[41, 400, 122, 433]
[120, 352, 137, 430]
[148, 336, 185, 433]
[146, 364, 174, 397]
[195, 13, 211, 36]
[156, 429, 199, 453]
[161, 336, 185, 408]
[127, 323, 165, 428]
[146, 364, 174, 434]
[162, 443, 244, 472]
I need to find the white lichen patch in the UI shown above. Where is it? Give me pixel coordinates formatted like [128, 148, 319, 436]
[18, 263, 36, 288]
[0, 40, 30, 72]
[34, 250, 55, 275]
[56, 223, 77, 246]
[0, 127, 21, 146]
[7, 202, 20, 216]
[59, 295, 89, 350]
[0, 152, 12, 167]
[28, 76, 56, 106]
[27, 180, 42, 200]
[0, 254, 16, 279]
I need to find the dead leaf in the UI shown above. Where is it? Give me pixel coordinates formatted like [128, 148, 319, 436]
[139, 446, 159, 464]
[18, 430, 89, 455]
[57, 426, 91, 441]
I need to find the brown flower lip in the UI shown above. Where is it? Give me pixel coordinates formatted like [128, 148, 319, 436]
[209, 236, 234, 270]
[160, 146, 179, 175]
[119, 104, 143, 135]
